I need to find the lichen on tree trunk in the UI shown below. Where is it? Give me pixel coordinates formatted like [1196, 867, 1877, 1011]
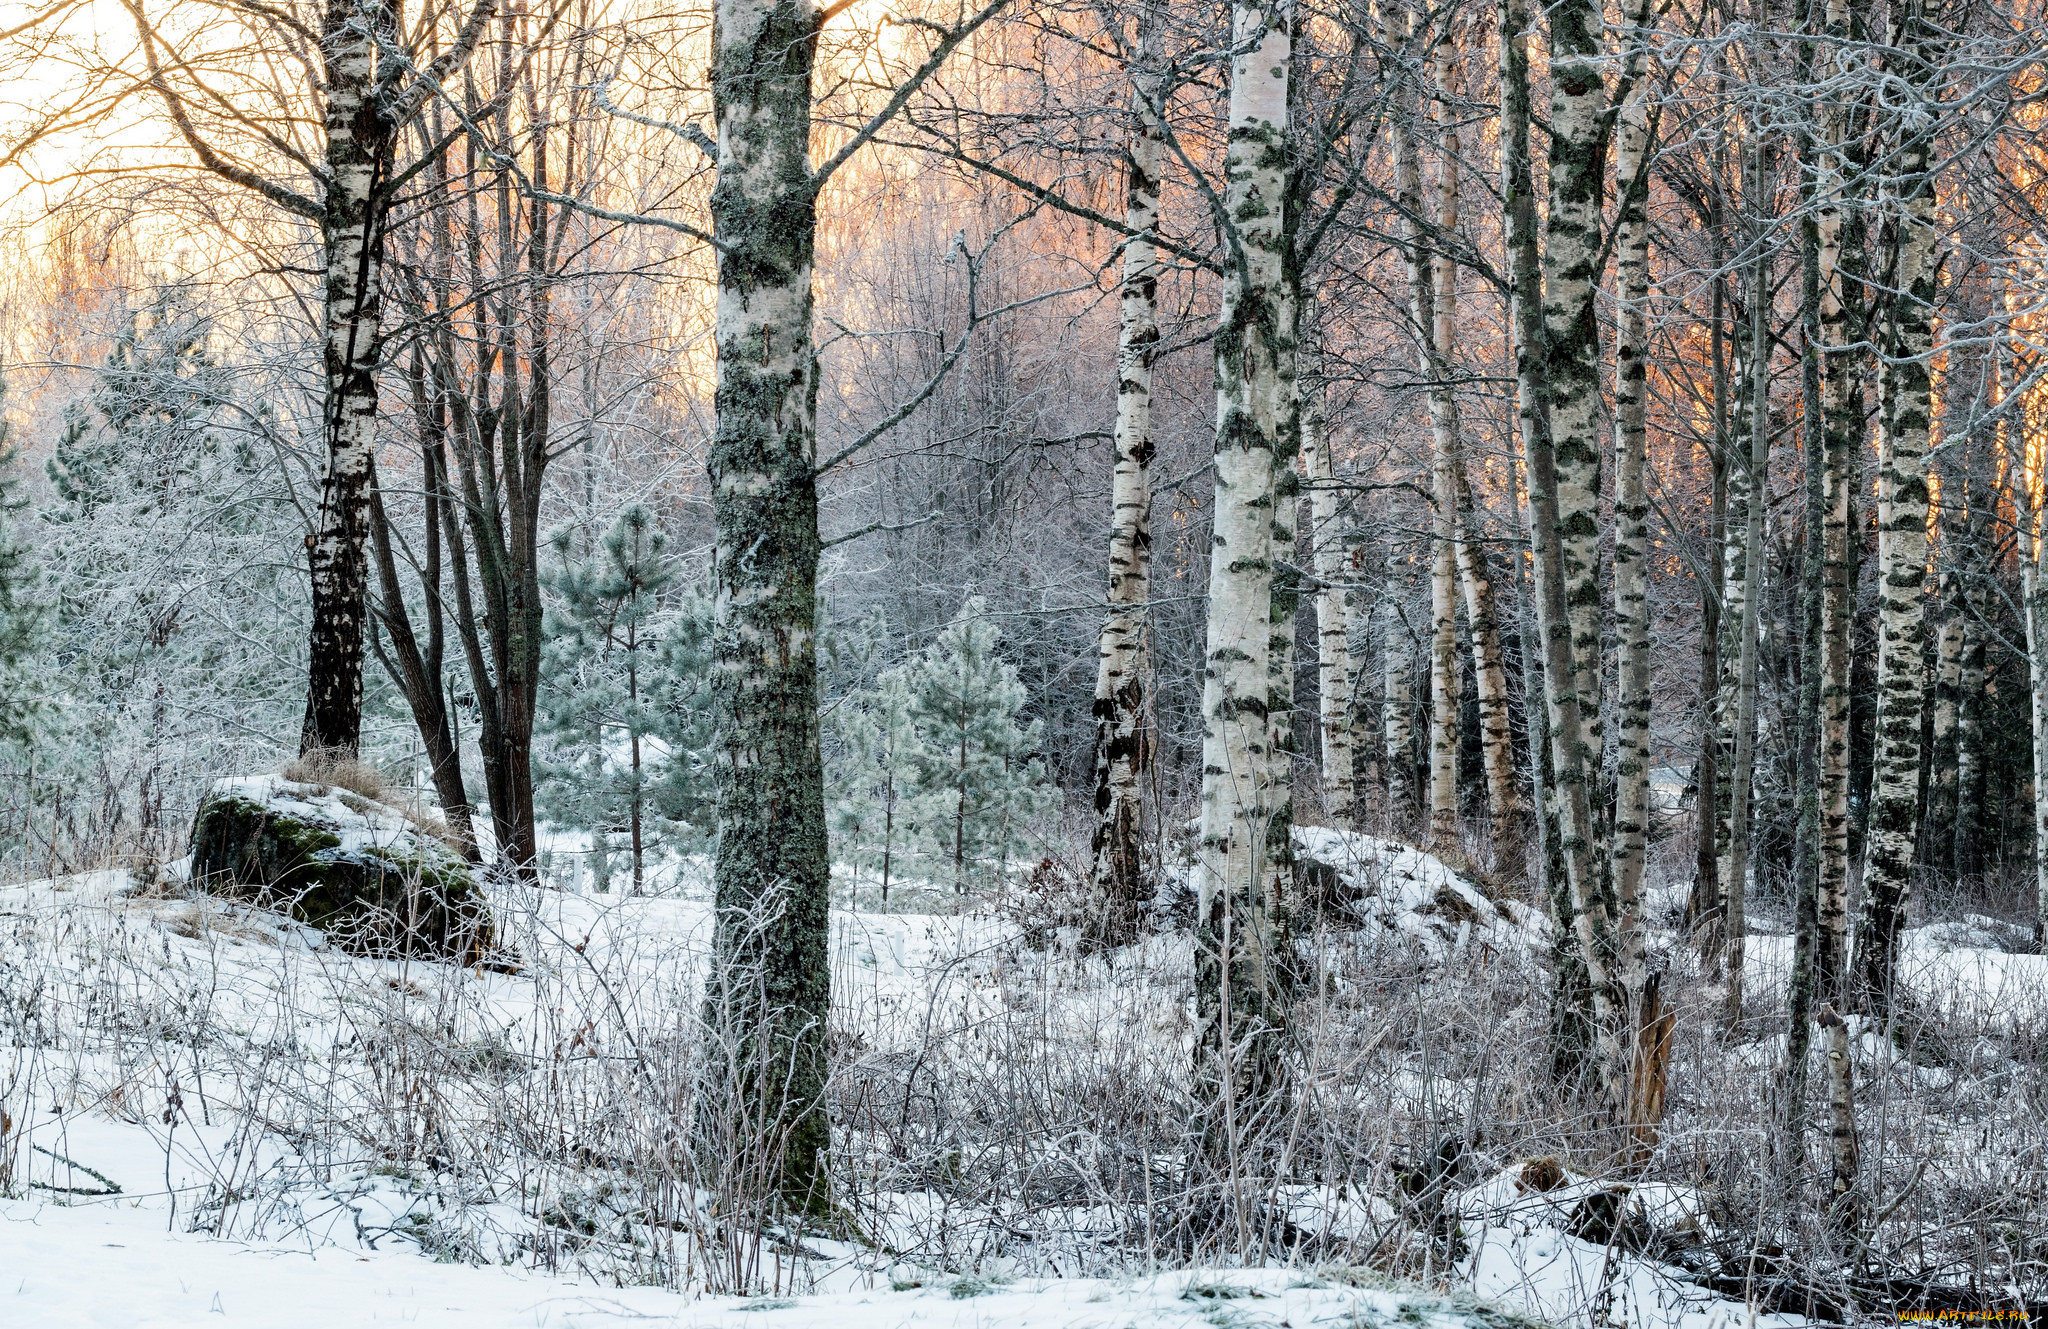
[703, 0, 832, 1215]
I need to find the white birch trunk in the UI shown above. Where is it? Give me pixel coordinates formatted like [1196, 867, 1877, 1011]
[1088, 14, 1166, 945]
[1852, 6, 1940, 1012]
[1194, 0, 1296, 1120]
[1610, 23, 1655, 1000]
[1814, 0, 1859, 1002]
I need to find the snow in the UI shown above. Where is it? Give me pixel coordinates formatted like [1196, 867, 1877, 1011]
[5, 1195, 1530, 1329]
[7, 830, 2035, 1329]
[1290, 825, 1534, 959]
[207, 774, 455, 863]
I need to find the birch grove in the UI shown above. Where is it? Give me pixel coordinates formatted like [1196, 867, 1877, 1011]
[5, 0, 2048, 1301]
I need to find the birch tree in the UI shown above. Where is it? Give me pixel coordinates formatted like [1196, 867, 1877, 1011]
[1088, 4, 1167, 947]
[1852, 0, 1944, 1016]
[123, 0, 498, 759]
[1501, 0, 1627, 1106]
[1301, 308, 1356, 825]
[1610, 6, 1655, 996]
[1192, 0, 1296, 1144]
[1813, 0, 1865, 1007]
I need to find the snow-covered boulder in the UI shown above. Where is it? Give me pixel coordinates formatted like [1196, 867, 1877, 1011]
[1292, 826, 1521, 957]
[188, 775, 494, 964]
[1910, 913, 2033, 955]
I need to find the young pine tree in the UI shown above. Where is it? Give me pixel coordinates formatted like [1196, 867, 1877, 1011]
[830, 666, 923, 902]
[907, 598, 1054, 893]
[539, 504, 713, 895]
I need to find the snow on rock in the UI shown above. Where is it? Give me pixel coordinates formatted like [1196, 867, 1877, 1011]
[1909, 914, 2033, 955]
[1292, 826, 1528, 958]
[1456, 1164, 1780, 1329]
[1456, 1162, 1712, 1245]
[189, 774, 496, 964]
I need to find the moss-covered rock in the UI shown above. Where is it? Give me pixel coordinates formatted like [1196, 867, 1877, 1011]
[189, 776, 495, 964]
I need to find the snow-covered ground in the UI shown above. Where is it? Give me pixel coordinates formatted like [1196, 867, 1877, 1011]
[2, 829, 2039, 1328]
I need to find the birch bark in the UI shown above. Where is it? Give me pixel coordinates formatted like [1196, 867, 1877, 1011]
[1851, 0, 1941, 1015]
[1541, 0, 1610, 811]
[1610, 21, 1655, 994]
[1720, 193, 1770, 1027]
[1814, 0, 1862, 1006]
[1088, 11, 1165, 946]
[1502, 0, 1624, 1105]
[300, 6, 385, 756]
[1193, 0, 1296, 1129]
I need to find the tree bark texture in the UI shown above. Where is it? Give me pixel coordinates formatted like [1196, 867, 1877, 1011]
[1852, 1, 1941, 1016]
[1193, 0, 1297, 1150]
[705, 0, 833, 1213]
[1088, 13, 1165, 947]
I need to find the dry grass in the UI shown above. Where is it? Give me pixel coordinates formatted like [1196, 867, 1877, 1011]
[281, 748, 386, 801]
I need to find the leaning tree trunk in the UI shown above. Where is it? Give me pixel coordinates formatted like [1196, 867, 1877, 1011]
[1852, 4, 1940, 1016]
[367, 426, 479, 861]
[1504, 0, 1624, 1106]
[1088, 15, 1165, 948]
[1193, 0, 1296, 1167]
[301, 5, 392, 758]
[1301, 308, 1356, 825]
[704, 0, 833, 1214]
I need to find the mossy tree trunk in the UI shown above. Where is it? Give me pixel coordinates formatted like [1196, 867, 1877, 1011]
[705, 0, 833, 1215]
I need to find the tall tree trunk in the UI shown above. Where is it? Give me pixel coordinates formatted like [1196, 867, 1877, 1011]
[705, 0, 832, 1213]
[1424, 41, 1466, 849]
[1720, 144, 1771, 1028]
[2024, 450, 2048, 947]
[1088, 13, 1165, 948]
[300, 3, 391, 758]
[1693, 260, 1730, 944]
[1302, 309, 1356, 825]
[1814, 0, 1863, 1008]
[1503, 0, 1624, 1106]
[1542, 0, 1611, 835]
[1788, 0, 1830, 1127]
[1851, 0, 1941, 1016]
[1193, 0, 1296, 1172]
[366, 397, 479, 860]
[1610, 16, 1654, 1005]
[1387, 17, 1467, 850]
[1451, 455, 1519, 839]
